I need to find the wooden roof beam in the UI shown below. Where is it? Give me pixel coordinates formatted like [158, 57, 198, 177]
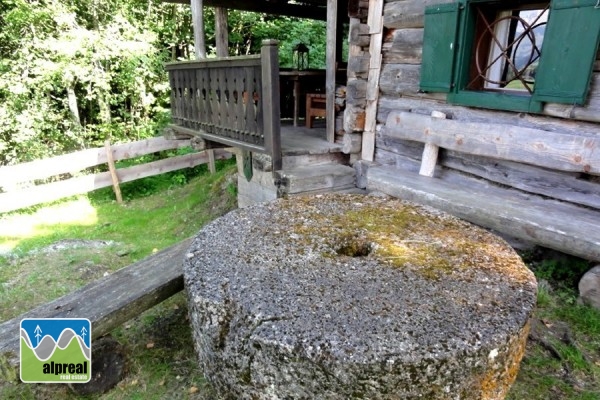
[163, 0, 328, 20]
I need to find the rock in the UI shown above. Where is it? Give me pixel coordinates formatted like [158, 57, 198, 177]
[578, 265, 600, 310]
[184, 194, 537, 400]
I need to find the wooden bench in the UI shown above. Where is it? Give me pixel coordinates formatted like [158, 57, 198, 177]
[305, 93, 327, 128]
[367, 111, 600, 261]
[0, 238, 191, 376]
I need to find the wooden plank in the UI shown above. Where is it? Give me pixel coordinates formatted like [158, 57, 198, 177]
[0, 150, 231, 213]
[0, 138, 191, 186]
[346, 18, 371, 81]
[261, 40, 282, 171]
[346, 79, 367, 103]
[344, 104, 366, 133]
[383, 0, 454, 29]
[382, 28, 423, 64]
[349, 21, 370, 47]
[367, 0, 384, 34]
[0, 239, 193, 369]
[385, 111, 600, 175]
[362, 0, 384, 161]
[376, 131, 600, 210]
[348, 55, 370, 78]
[367, 165, 600, 261]
[377, 96, 599, 137]
[105, 140, 123, 203]
[442, 153, 600, 211]
[379, 63, 420, 96]
[419, 111, 444, 177]
[166, 56, 261, 70]
[326, 0, 338, 143]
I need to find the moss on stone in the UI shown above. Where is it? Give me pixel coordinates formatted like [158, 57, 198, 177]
[281, 194, 530, 282]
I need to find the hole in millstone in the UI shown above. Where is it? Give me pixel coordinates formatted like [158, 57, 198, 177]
[336, 237, 373, 257]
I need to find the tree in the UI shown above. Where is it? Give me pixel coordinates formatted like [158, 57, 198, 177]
[0, 1, 328, 166]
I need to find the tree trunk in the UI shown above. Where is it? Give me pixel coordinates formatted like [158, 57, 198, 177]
[67, 85, 81, 127]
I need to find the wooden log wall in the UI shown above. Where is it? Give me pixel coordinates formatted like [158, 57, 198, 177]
[370, 0, 600, 214]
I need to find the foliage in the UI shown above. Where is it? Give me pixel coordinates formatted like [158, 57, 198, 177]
[526, 252, 591, 290]
[0, 0, 329, 166]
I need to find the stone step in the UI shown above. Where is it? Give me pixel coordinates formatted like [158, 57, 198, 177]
[275, 164, 356, 195]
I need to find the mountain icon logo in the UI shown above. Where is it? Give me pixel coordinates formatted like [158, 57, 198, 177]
[20, 318, 91, 383]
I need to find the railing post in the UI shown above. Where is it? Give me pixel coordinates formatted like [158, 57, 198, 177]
[261, 39, 282, 172]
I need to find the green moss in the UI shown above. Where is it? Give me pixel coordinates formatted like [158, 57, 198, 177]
[284, 195, 528, 281]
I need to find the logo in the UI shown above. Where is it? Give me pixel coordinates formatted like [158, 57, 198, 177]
[20, 318, 91, 383]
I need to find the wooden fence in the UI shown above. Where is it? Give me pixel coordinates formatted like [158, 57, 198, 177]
[0, 137, 232, 213]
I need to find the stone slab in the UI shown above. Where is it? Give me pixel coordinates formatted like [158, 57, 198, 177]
[184, 194, 537, 399]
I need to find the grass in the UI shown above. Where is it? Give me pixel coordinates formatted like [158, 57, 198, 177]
[0, 158, 236, 399]
[506, 253, 600, 399]
[1, 165, 600, 399]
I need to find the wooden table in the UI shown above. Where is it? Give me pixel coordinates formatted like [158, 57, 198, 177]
[279, 69, 326, 126]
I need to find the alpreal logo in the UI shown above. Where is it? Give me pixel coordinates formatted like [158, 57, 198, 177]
[20, 318, 91, 383]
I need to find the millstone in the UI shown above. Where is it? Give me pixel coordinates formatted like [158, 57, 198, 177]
[184, 194, 537, 400]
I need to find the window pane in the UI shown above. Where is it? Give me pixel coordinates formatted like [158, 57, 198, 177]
[470, 5, 549, 93]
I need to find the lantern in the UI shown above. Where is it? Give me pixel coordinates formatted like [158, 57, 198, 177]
[292, 43, 309, 71]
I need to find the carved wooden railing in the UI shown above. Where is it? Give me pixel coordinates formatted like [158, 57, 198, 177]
[165, 40, 281, 171]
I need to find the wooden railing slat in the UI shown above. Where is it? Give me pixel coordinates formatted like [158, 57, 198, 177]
[0, 137, 192, 186]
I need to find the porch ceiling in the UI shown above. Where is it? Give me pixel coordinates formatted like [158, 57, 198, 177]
[162, 0, 348, 21]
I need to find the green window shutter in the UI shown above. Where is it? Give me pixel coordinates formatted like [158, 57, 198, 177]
[420, 3, 461, 93]
[533, 0, 600, 105]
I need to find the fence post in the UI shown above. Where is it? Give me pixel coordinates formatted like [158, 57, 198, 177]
[261, 39, 282, 173]
[105, 140, 123, 203]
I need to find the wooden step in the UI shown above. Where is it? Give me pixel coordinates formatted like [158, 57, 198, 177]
[276, 164, 356, 195]
[367, 166, 600, 261]
[282, 151, 348, 169]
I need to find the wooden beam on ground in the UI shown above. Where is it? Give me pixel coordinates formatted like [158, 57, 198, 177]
[0, 239, 192, 372]
[326, 0, 338, 143]
[164, 0, 327, 20]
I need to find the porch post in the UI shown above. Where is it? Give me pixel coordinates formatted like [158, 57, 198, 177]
[190, 0, 206, 58]
[215, 7, 229, 57]
[326, 0, 338, 143]
[261, 40, 282, 173]
[190, 0, 217, 173]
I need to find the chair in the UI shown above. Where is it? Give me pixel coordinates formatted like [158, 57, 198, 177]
[305, 93, 327, 128]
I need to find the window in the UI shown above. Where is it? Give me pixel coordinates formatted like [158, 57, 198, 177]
[420, 0, 600, 113]
[469, 5, 548, 93]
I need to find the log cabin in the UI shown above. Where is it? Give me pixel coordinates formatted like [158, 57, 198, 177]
[163, 0, 600, 262]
